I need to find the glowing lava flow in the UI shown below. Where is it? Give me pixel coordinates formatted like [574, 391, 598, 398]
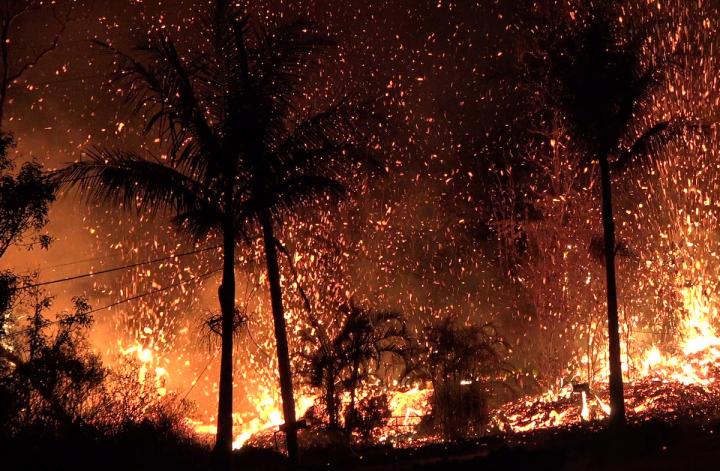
[387, 387, 433, 428]
[496, 282, 720, 433]
[189, 387, 435, 450]
[120, 342, 169, 396]
[187, 394, 317, 450]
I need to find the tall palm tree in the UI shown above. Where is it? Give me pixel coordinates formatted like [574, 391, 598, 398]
[56, 1, 378, 461]
[540, 5, 688, 427]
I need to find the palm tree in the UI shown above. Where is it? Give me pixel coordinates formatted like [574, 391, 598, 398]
[56, 1, 378, 461]
[539, 5, 690, 426]
[302, 303, 412, 433]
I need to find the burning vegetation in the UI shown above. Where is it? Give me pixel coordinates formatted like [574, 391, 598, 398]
[4, 0, 720, 469]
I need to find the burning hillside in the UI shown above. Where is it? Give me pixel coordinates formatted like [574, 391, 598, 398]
[496, 282, 720, 434]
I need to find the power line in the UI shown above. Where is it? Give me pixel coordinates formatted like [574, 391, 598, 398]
[5, 267, 222, 339]
[46, 255, 107, 270]
[84, 267, 220, 315]
[15, 245, 220, 291]
[45, 241, 214, 270]
[181, 350, 219, 402]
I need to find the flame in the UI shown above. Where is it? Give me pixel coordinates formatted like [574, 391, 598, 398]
[387, 387, 432, 427]
[379, 387, 433, 443]
[580, 391, 590, 421]
[188, 393, 317, 450]
[497, 280, 720, 432]
[120, 341, 169, 396]
[189, 387, 435, 449]
[679, 284, 720, 357]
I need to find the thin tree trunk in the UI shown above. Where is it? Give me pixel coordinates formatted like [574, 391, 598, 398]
[260, 208, 299, 465]
[0, 90, 6, 130]
[214, 216, 236, 457]
[347, 362, 359, 435]
[598, 151, 626, 427]
[326, 365, 337, 429]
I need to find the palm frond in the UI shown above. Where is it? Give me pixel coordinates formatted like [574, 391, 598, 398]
[612, 118, 709, 172]
[268, 175, 346, 220]
[253, 20, 337, 121]
[71, 6, 380, 255]
[54, 148, 220, 225]
[612, 120, 671, 171]
[171, 207, 226, 242]
[93, 39, 222, 180]
[268, 94, 385, 189]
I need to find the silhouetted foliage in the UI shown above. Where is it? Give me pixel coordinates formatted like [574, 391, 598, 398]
[0, 121, 204, 468]
[0, 287, 193, 435]
[302, 303, 412, 436]
[0, 134, 55, 258]
[522, 2, 685, 166]
[418, 318, 509, 440]
[0, 282, 199, 470]
[516, 1, 696, 426]
[349, 394, 392, 443]
[0, 294, 103, 436]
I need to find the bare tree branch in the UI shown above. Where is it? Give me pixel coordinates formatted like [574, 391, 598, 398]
[0, 0, 78, 127]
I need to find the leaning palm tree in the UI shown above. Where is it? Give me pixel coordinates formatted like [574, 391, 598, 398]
[539, 5, 691, 426]
[56, 1, 378, 461]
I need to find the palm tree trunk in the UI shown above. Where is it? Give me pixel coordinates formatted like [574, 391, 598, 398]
[326, 366, 338, 429]
[214, 217, 236, 456]
[347, 361, 359, 435]
[598, 151, 626, 427]
[260, 208, 299, 465]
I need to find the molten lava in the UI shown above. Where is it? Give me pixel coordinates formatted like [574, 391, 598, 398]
[495, 282, 720, 433]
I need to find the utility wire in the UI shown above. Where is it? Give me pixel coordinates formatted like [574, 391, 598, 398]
[15, 245, 220, 291]
[46, 255, 108, 270]
[45, 240, 216, 270]
[84, 267, 220, 316]
[6, 267, 222, 339]
[181, 350, 219, 402]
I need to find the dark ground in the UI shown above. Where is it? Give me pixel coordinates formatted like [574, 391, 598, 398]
[303, 419, 720, 470]
[247, 418, 720, 471]
[4, 418, 720, 470]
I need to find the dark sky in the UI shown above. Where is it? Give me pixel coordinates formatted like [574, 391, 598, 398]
[4, 0, 521, 298]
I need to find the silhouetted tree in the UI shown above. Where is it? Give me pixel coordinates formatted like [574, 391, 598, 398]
[532, 3, 692, 427]
[56, 0, 379, 460]
[0, 135, 55, 259]
[302, 304, 412, 436]
[419, 318, 509, 439]
[0, 294, 105, 436]
[0, 131, 56, 339]
[0, 0, 63, 265]
[0, 287, 197, 469]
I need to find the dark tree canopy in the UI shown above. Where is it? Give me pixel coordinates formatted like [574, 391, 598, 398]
[0, 134, 55, 259]
[302, 303, 412, 433]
